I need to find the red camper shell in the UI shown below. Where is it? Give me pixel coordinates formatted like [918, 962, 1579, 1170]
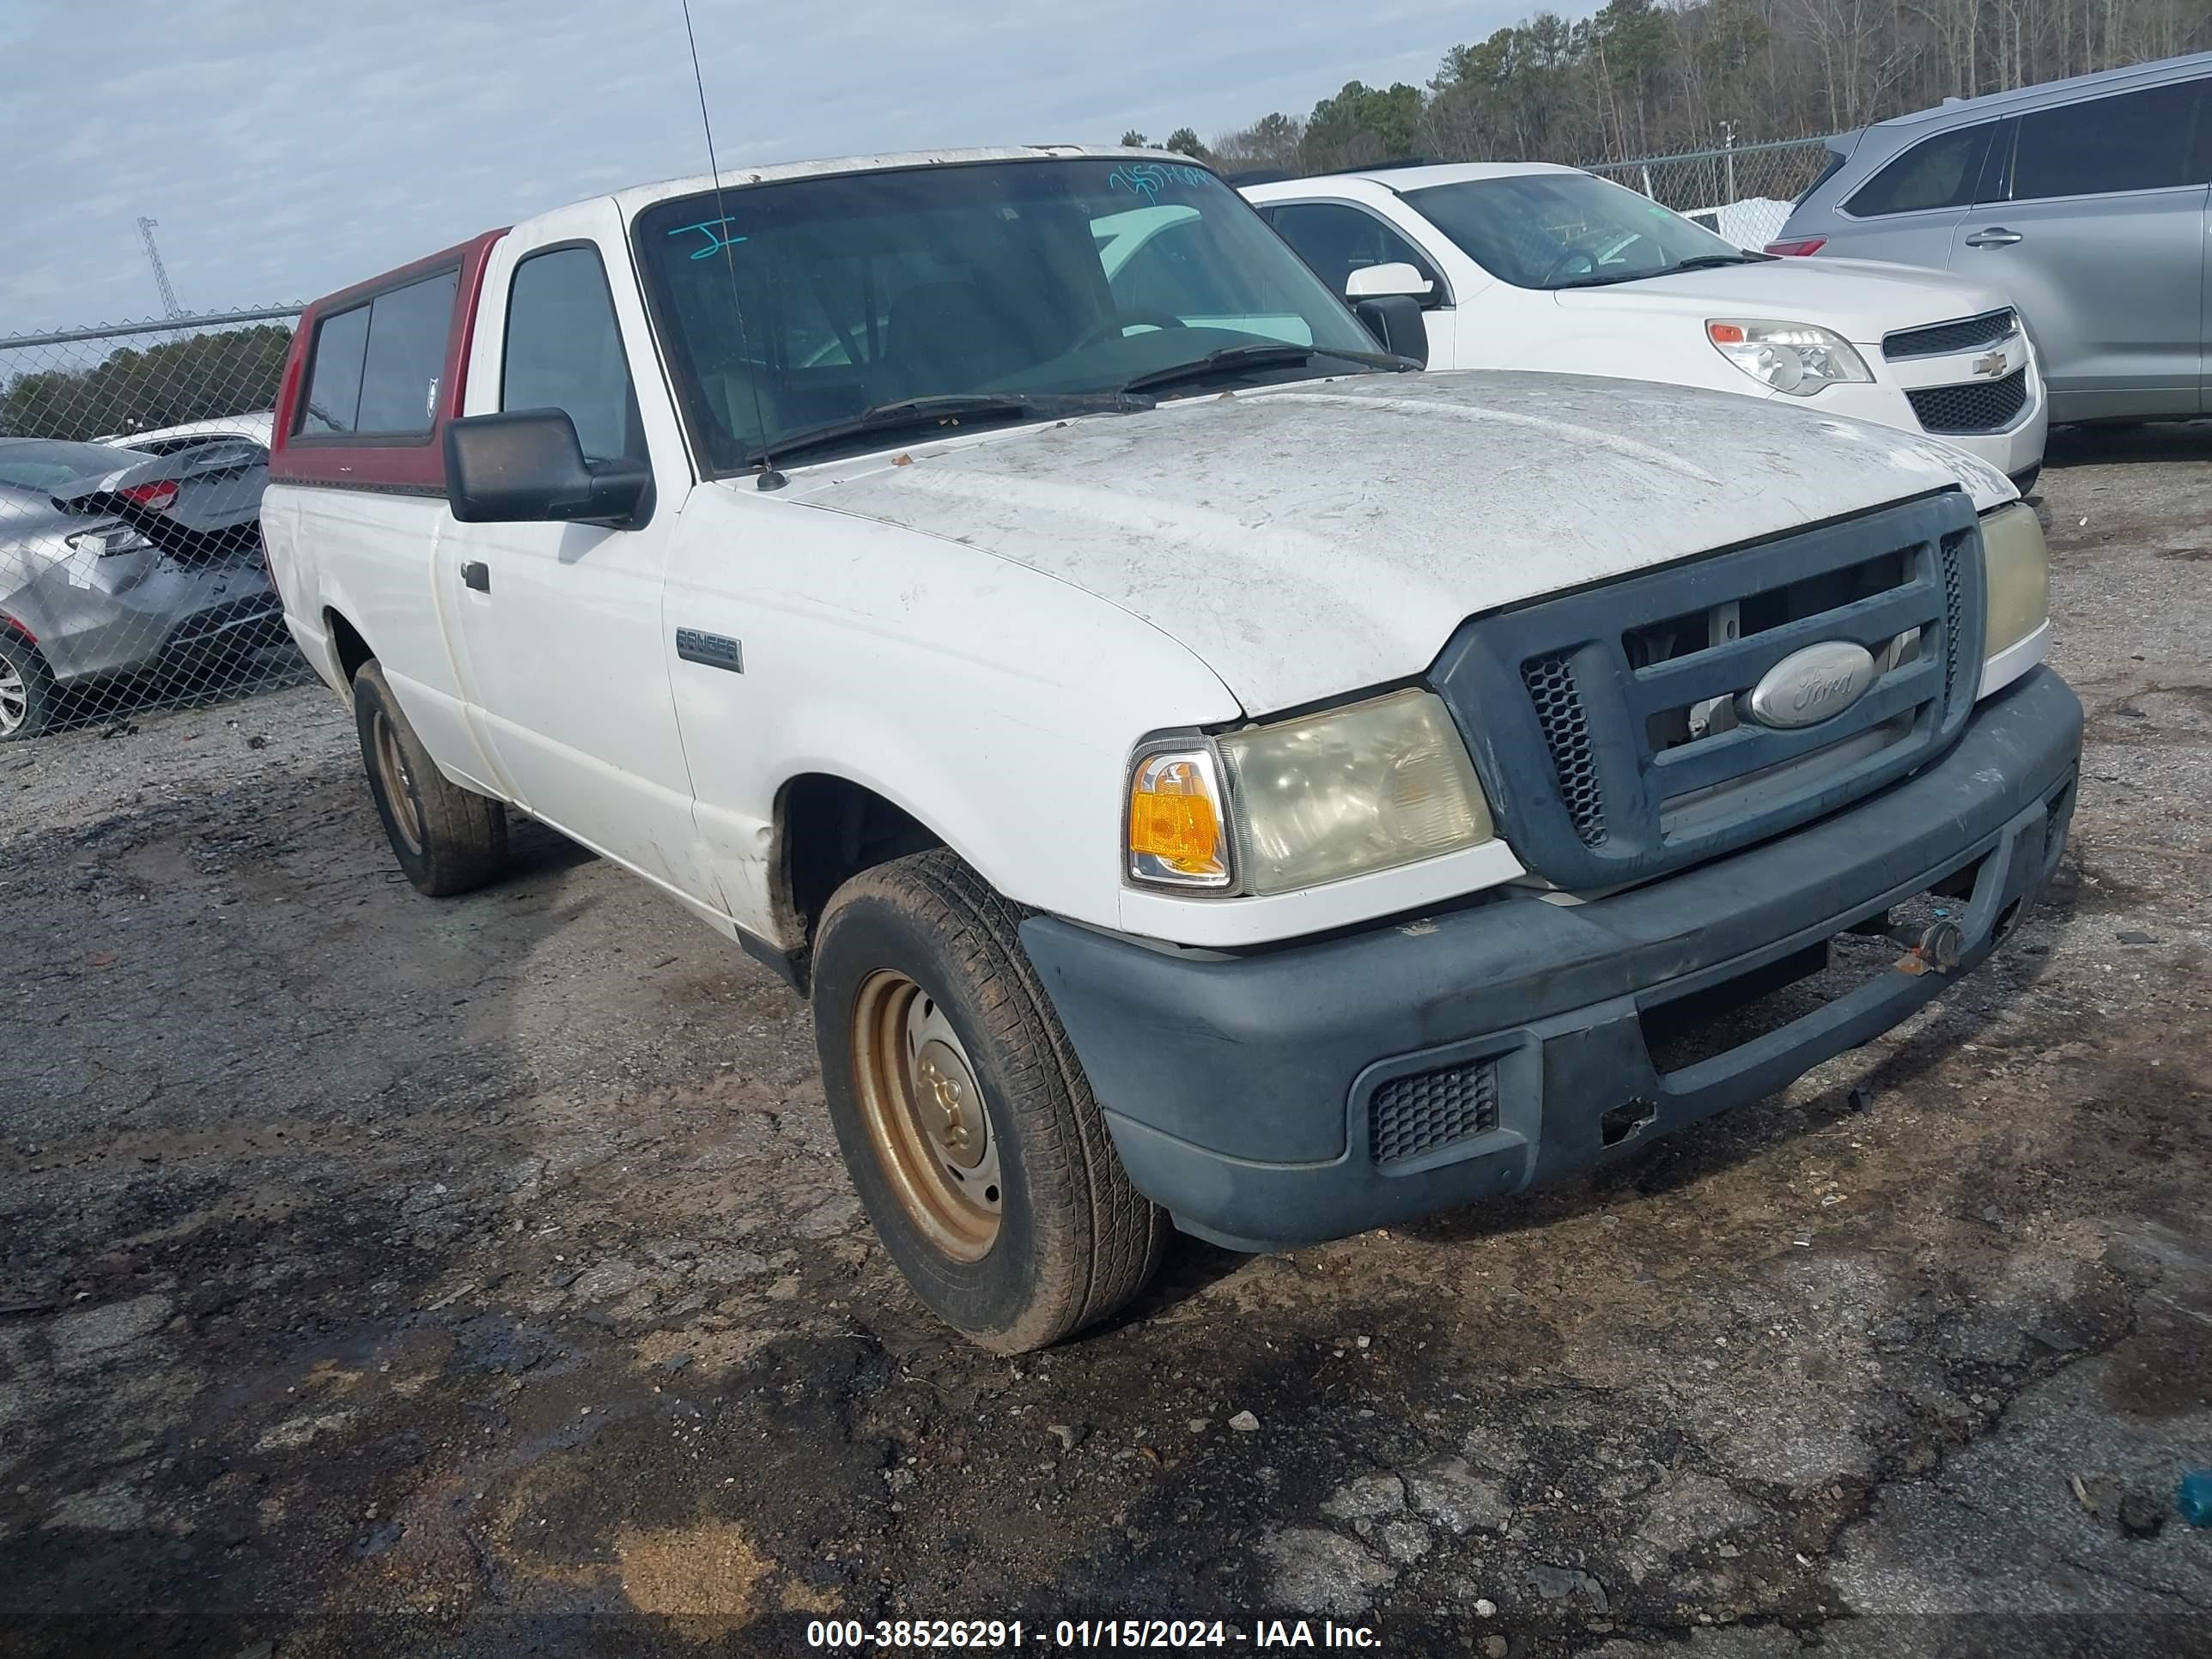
[270, 229, 508, 495]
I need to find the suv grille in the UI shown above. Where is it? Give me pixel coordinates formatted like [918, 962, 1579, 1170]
[1908, 368, 2030, 434]
[1370, 1059, 1498, 1165]
[1882, 307, 2015, 361]
[1431, 493, 1985, 891]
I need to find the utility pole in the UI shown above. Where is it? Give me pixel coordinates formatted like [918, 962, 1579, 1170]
[136, 217, 182, 320]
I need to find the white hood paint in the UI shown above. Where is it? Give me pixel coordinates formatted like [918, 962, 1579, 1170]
[791, 370, 2012, 717]
[1556, 257, 2016, 345]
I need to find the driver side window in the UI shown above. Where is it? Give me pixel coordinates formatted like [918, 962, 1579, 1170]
[1264, 203, 1438, 301]
[502, 246, 647, 465]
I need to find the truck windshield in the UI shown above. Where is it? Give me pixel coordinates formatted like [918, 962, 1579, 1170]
[632, 157, 1389, 474]
[1402, 173, 1762, 291]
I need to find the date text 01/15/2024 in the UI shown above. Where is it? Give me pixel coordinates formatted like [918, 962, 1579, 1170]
[805, 1619, 1386, 1650]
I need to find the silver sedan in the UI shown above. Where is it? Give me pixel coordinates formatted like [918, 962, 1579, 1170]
[0, 438, 281, 741]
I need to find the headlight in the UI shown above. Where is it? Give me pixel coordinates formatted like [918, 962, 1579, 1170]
[1980, 502, 2049, 658]
[1127, 690, 1495, 896]
[1706, 319, 1872, 396]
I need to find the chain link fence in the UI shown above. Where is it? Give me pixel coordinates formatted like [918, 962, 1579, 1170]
[0, 307, 308, 743]
[1584, 136, 1835, 251]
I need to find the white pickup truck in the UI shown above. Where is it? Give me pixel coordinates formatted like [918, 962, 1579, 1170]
[264, 147, 2080, 1352]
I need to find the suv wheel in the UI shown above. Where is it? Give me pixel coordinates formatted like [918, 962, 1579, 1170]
[811, 849, 1166, 1351]
[351, 660, 509, 895]
[0, 635, 54, 743]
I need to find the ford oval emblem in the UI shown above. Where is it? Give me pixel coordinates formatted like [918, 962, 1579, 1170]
[1743, 641, 1878, 730]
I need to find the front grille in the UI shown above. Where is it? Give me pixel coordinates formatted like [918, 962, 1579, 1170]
[1882, 307, 2015, 361]
[1908, 368, 2030, 434]
[1370, 1060, 1498, 1165]
[1431, 492, 1985, 891]
[1941, 532, 1966, 702]
[1522, 652, 1607, 847]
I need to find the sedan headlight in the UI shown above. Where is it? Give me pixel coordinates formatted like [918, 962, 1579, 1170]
[1126, 690, 1494, 896]
[1706, 319, 1872, 396]
[1980, 502, 2050, 658]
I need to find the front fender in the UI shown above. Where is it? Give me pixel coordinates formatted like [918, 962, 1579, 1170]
[666, 491, 1242, 940]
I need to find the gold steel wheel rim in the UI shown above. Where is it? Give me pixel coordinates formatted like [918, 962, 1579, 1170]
[850, 969, 1002, 1262]
[372, 710, 424, 855]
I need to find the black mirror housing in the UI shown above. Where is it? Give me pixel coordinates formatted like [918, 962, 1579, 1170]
[1353, 295, 1429, 368]
[444, 409, 653, 529]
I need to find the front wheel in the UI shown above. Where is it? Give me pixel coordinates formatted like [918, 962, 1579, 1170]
[351, 660, 509, 896]
[0, 635, 55, 743]
[811, 850, 1166, 1352]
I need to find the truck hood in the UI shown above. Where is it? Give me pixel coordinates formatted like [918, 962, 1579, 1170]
[788, 369, 2012, 716]
[1554, 257, 2015, 346]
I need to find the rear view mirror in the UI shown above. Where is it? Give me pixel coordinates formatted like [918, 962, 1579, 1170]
[444, 410, 653, 529]
[1354, 295, 1429, 368]
[1346, 262, 1434, 303]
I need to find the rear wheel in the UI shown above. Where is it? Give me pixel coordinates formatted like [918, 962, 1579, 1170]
[811, 849, 1166, 1352]
[351, 660, 508, 896]
[0, 635, 54, 743]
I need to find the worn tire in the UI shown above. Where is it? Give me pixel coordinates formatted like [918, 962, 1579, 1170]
[351, 660, 508, 896]
[0, 633, 56, 743]
[811, 849, 1167, 1352]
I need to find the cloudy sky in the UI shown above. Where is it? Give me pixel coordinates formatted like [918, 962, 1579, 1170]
[0, 0, 1557, 338]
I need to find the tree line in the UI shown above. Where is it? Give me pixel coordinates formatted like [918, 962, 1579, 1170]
[1121, 0, 2210, 176]
[1, 325, 292, 444]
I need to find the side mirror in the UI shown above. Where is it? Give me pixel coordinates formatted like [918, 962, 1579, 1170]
[1354, 295, 1429, 368]
[1346, 261, 1434, 304]
[444, 409, 653, 529]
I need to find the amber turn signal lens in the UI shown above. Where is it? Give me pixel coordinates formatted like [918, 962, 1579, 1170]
[1127, 751, 1231, 887]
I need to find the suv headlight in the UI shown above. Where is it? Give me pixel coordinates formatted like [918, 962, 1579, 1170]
[1981, 502, 2049, 658]
[1706, 319, 1872, 396]
[1126, 690, 1494, 896]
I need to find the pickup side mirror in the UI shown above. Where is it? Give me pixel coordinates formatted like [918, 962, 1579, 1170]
[1353, 295, 1429, 368]
[444, 409, 653, 529]
[1346, 261, 1435, 304]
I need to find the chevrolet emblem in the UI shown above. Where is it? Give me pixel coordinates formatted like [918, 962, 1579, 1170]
[1972, 349, 2009, 379]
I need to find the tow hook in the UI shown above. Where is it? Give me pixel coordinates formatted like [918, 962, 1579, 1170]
[1889, 917, 1964, 977]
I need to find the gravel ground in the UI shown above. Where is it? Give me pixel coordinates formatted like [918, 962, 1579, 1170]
[3, 430, 2209, 1658]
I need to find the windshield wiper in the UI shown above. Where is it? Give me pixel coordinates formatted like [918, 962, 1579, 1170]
[1115, 342, 1413, 397]
[1549, 272, 1656, 290]
[1666, 252, 1777, 270]
[1553, 251, 1779, 291]
[742, 392, 1146, 468]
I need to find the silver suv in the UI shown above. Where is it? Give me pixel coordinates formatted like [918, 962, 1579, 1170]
[1773, 52, 2211, 426]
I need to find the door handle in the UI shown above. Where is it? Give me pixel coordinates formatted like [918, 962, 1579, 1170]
[460, 560, 490, 592]
[1964, 228, 2024, 247]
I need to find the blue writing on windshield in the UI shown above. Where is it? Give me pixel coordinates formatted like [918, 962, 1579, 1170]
[667, 216, 749, 260]
[1107, 162, 1211, 205]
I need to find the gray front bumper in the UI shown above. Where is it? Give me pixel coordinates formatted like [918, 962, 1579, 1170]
[1021, 667, 2083, 1251]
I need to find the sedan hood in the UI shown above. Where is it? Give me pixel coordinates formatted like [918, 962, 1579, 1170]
[790, 369, 2010, 716]
[1555, 257, 2015, 345]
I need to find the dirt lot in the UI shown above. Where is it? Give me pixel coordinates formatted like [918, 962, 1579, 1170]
[3, 428, 2209, 1659]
